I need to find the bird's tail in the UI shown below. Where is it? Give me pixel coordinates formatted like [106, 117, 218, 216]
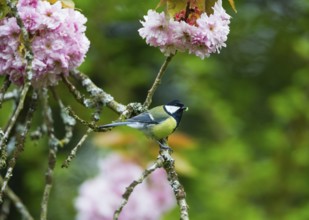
[98, 121, 132, 129]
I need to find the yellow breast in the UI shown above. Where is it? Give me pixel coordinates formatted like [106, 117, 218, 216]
[150, 117, 177, 140]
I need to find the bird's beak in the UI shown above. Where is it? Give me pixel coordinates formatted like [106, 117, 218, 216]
[182, 106, 189, 111]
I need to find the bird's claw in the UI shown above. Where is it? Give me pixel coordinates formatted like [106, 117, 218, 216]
[157, 140, 173, 152]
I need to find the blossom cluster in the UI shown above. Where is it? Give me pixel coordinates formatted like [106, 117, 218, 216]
[0, 0, 90, 87]
[75, 154, 176, 220]
[138, 0, 231, 59]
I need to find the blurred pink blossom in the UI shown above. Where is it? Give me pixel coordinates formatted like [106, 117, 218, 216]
[75, 154, 176, 220]
[138, 0, 231, 59]
[0, 0, 90, 87]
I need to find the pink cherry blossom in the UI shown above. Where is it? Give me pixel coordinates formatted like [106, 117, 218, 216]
[18, 6, 41, 32]
[139, 0, 231, 59]
[138, 10, 172, 47]
[17, 0, 39, 8]
[37, 1, 65, 30]
[0, 0, 90, 87]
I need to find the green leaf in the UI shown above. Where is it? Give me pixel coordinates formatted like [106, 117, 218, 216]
[205, 0, 216, 15]
[228, 0, 237, 13]
[0, 2, 10, 19]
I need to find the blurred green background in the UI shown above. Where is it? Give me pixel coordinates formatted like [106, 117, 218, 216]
[2, 0, 309, 219]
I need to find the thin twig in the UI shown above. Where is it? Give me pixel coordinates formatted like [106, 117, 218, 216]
[0, 90, 37, 202]
[40, 148, 57, 220]
[0, 197, 10, 220]
[0, 82, 31, 168]
[0, 76, 11, 107]
[40, 89, 58, 220]
[0, 176, 34, 220]
[71, 70, 126, 114]
[65, 107, 99, 130]
[61, 75, 90, 107]
[61, 85, 103, 168]
[50, 88, 76, 147]
[113, 159, 164, 220]
[1, 0, 35, 166]
[143, 54, 174, 108]
[30, 126, 45, 141]
[91, 101, 104, 122]
[61, 128, 92, 168]
[61, 101, 103, 168]
[39, 88, 68, 146]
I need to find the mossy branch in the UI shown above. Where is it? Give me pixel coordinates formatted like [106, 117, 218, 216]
[113, 158, 164, 220]
[0, 90, 38, 202]
[114, 140, 189, 220]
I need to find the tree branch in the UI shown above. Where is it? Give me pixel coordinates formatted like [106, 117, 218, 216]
[50, 88, 76, 147]
[40, 89, 58, 220]
[70, 70, 126, 114]
[113, 158, 164, 220]
[0, 197, 10, 220]
[61, 75, 91, 108]
[0, 76, 11, 107]
[65, 107, 99, 130]
[0, 83, 31, 168]
[61, 128, 92, 168]
[113, 140, 189, 220]
[40, 148, 57, 220]
[0, 90, 38, 202]
[0, 176, 34, 220]
[143, 54, 174, 108]
[1, 0, 35, 167]
[160, 147, 189, 220]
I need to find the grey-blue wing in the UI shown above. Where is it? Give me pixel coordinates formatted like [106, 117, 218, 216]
[99, 109, 168, 130]
[127, 112, 166, 124]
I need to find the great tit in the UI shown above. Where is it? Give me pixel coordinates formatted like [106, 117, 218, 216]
[98, 100, 188, 149]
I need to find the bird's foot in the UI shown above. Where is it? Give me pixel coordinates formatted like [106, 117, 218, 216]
[157, 140, 173, 153]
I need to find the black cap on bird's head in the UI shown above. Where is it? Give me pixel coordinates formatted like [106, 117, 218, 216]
[164, 100, 188, 125]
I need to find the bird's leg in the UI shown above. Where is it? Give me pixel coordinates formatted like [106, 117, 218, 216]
[157, 139, 173, 152]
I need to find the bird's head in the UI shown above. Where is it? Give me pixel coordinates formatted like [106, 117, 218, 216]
[164, 100, 188, 125]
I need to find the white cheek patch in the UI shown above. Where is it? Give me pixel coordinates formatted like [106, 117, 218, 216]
[165, 105, 180, 114]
